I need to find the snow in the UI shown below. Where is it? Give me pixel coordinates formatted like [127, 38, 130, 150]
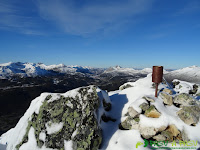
[103, 74, 200, 150]
[1, 73, 200, 150]
[105, 129, 149, 150]
[173, 79, 200, 94]
[64, 140, 73, 150]
[165, 65, 200, 83]
[129, 98, 148, 113]
[39, 132, 46, 142]
[45, 122, 64, 135]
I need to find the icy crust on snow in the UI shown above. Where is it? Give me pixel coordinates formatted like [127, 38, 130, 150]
[0, 85, 110, 150]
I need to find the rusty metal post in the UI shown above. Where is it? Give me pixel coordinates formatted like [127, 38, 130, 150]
[152, 66, 163, 97]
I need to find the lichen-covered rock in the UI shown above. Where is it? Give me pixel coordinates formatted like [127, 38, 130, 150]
[174, 93, 197, 107]
[119, 83, 133, 90]
[165, 124, 180, 137]
[189, 84, 199, 95]
[139, 126, 157, 139]
[143, 96, 155, 103]
[153, 134, 166, 141]
[160, 93, 173, 106]
[120, 116, 140, 130]
[14, 85, 109, 150]
[161, 130, 174, 142]
[163, 88, 173, 95]
[144, 105, 161, 118]
[177, 105, 200, 125]
[128, 107, 139, 118]
[139, 103, 149, 112]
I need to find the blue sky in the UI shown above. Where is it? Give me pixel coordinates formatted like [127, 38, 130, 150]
[0, 0, 200, 69]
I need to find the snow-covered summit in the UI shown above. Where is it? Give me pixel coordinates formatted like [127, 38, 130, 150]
[0, 62, 51, 78]
[165, 65, 200, 83]
[0, 62, 102, 78]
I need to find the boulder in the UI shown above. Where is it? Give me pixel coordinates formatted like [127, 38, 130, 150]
[161, 130, 174, 142]
[163, 88, 173, 95]
[143, 96, 155, 103]
[165, 124, 180, 137]
[120, 116, 139, 130]
[160, 93, 173, 106]
[177, 105, 200, 125]
[15, 86, 104, 150]
[128, 107, 139, 118]
[153, 134, 166, 141]
[139, 126, 157, 139]
[119, 84, 133, 90]
[139, 103, 149, 112]
[144, 105, 161, 118]
[174, 93, 197, 107]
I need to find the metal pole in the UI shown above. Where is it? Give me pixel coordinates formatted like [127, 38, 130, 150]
[155, 83, 158, 97]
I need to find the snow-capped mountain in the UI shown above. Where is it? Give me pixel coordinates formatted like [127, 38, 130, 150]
[164, 65, 200, 83]
[0, 62, 52, 78]
[102, 66, 168, 77]
[0, 62, 104, 79]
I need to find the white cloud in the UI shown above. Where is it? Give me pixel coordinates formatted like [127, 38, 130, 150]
[36, 0, 154, 36]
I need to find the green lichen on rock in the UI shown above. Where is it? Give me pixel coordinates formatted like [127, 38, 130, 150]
[119, 84, 133, 90]
[177, 105, 200, 125]
[16, 85, 103, 150]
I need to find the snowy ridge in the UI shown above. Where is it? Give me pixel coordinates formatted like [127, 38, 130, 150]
[0, 74, 200, 150]
[165, 65, 200, 83]
[0, 62, 101, 78]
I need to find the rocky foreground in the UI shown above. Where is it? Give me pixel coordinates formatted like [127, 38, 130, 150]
[0, 74, 200, 150]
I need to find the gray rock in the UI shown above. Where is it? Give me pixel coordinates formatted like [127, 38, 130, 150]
[163, 88, 173, 95]
[143, 96, 155, 103]
[153, 134, 166, 141]
[128, 107, 139, 118]
[120, 116, 139, 130]
[15, 86, 104, 150]
[177, 105, 200, 125]
[161, 130, 174, 142]
[174, 93, 197, 107]
[139, 126, 157, 139]
[119, 84, 133, 90]
[160, 93, 173, 106]
[139, 103, 149, 112]
[144, 105, 161, 118]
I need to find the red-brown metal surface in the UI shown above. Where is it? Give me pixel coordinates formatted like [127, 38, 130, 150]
[152, 66, 163, 83]
[152, 66, 163, 97]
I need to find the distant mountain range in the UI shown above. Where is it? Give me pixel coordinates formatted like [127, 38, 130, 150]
[1, 62, 200, 83]
[0, 62, 152, 79]
[164, 65, 200, 83]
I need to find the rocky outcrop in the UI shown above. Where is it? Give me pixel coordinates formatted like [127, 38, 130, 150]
[163, 88, 173, 95]
[3, 85, 112, 150]
[174, 93, 197, 107]
[177, 105, 200, 125]
[128, 107, 139, 118]
[119, 85, 200, 143]
[144, 105, 161, 118]
[160, 92, 173, 106]
[119, 84, 133, 90]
